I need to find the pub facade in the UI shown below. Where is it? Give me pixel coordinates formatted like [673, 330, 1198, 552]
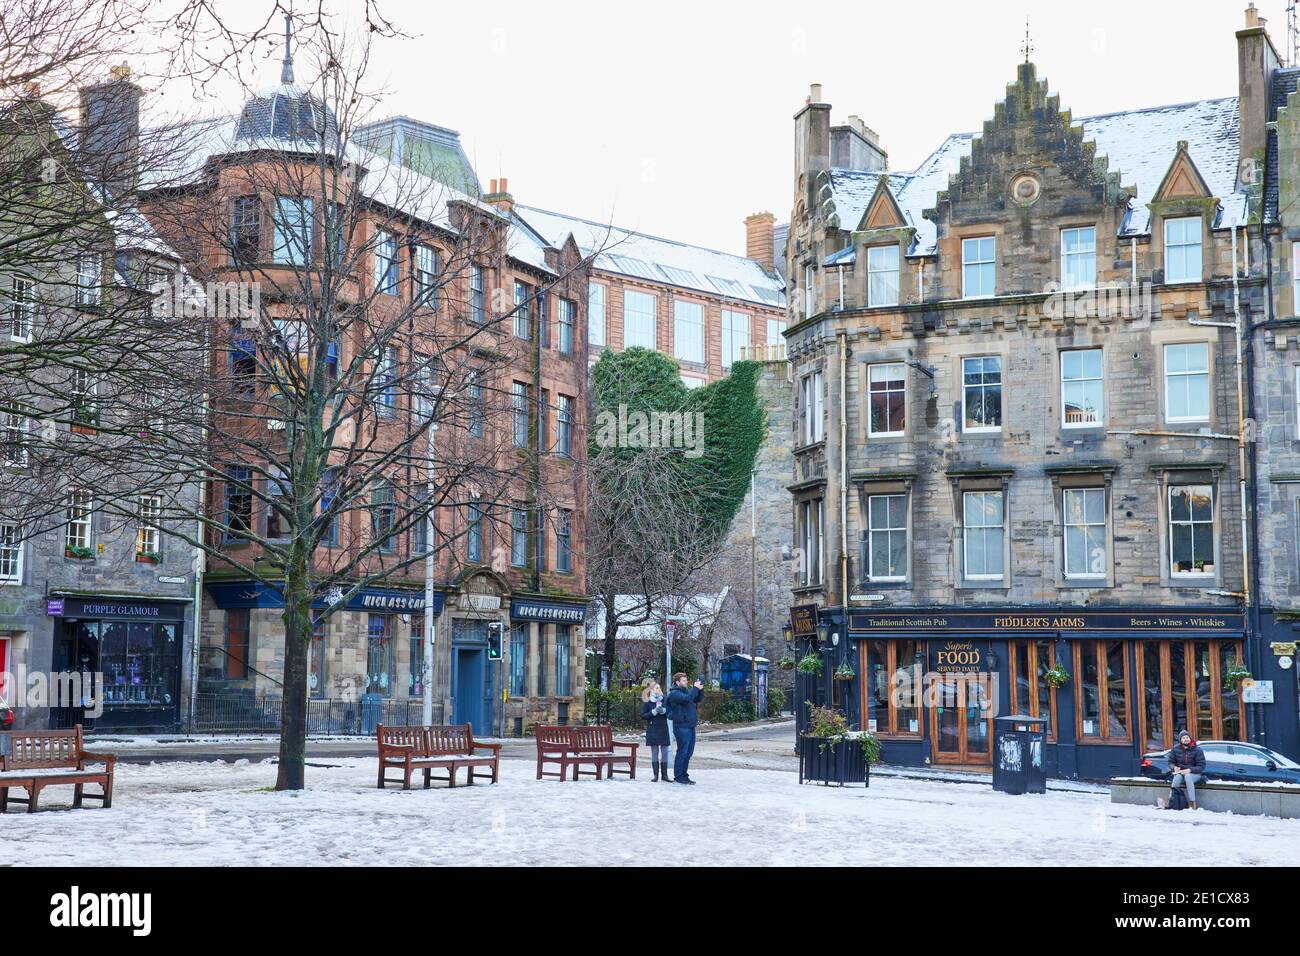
[784, 17, 1300, 777]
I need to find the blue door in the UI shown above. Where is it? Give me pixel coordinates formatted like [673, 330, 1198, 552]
[454, 647, 486, 733]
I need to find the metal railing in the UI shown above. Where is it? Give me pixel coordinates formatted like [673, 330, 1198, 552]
[189, 693, 424, 736]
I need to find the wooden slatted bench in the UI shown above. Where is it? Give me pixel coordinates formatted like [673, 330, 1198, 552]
[535, 725, 638, 781]
[376, 724, 500, 790]
[0, 725, 115, 813]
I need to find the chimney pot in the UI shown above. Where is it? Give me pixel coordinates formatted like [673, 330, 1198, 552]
[489, 178, 498, 193]
[500, 176, 508, 194]
[809, 83, 822, 103]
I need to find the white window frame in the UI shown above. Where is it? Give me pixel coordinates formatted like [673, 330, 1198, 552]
[961, 236, 996, 299]
[867, 362, 906, 437]
[2, 410, 28, 467]
[414, 243, 437, 307]
[866, 493, 908, 582]
[9, 277, 34, 342]
[804, 264, 815, 317]
[721, 309, 750, 368]
[137, 494, 162, 555]
[867, 245, 900, 307]
[65, 490, 92, 552]
[1060, 226, 1097, 291]
[76, 254, 102, 307]
[1164, 342, 1211, 424]
[1168, 484, 1215, 578]
[801, 370, 824, 445]
[673, 299, 705, 364]
[0, 522, 22, 584]
[962, 490, 1004, 581]
[1164, 216, 1202, 284]
[588, 282, 606, 346]
[622, 289, 656, 350]
[1062, 487, 1107, 580]
[1060, 348, 1104, 428]
[961, 355, 1002, 433]
[511, 381, 529, 448]
[766, 318, 786, 347]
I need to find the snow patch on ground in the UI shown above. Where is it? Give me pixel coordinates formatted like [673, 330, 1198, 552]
[6, 758, 1299, 866]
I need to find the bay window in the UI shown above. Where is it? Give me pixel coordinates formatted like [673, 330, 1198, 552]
[800, 370, 823, 445]
[272, 196, 313, 266]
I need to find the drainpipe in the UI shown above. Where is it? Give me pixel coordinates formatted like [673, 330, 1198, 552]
[1130, 238, 1137, 285]
[837, 328, 849, 620]
[422, 420, 436, 727]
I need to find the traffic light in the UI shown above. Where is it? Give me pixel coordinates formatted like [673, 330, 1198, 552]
[486, 621, 504, 660]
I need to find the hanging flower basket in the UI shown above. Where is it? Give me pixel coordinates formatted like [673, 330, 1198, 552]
[797, 651, 824, 676]
[833, 662, 856, 682]
[1044, 663, 1071, 688]
[776, 655, 796, 671]
[1223, 665, 1252, 691]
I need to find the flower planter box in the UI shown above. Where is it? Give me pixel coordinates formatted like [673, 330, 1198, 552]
[64, 548, 94, 560]
[135, 553, 159, 564]
[799, 735, 869, 787]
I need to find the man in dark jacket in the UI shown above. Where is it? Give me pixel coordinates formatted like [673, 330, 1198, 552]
[667, 672, 704, 785]
[1166, 729, 1207, 810]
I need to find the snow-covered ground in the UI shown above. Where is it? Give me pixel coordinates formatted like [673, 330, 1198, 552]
[6, 757, 1298, 866]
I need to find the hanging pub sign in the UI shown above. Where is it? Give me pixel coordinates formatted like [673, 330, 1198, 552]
[509, 598, 586, 624]
[790, 604, 818, 638]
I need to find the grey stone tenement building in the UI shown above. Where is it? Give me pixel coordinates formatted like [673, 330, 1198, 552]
[783, 9, 1300, 779]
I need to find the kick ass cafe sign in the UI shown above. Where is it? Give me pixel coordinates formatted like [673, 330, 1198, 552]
[849, 608, 1243, 636]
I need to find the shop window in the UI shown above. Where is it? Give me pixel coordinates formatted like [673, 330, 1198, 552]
[408, 616, 424, 698]
[509, 624, 527, 696]
[99, 621, 178, 707]
[225, 609, 249, 680]
[961, 356, 1001, 432]
[1009, 640, 1056, 739]
[366, 614, 394, 696]
[310, 617, 327, 699]
[1074, 640, 1130, 743]
[555, 626, 572, 696]
[1136, 639, 1245, 750]
[867, 363, 905, 436]
[861, 639, 922, 736]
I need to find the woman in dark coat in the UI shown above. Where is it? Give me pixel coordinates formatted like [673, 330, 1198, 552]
[641, 681, 671, 782]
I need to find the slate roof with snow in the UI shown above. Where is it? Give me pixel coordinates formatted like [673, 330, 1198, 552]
[822, 95, 1245, 264]
[517, 205, 786, 310]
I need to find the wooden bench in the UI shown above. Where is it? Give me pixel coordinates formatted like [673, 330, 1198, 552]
[0, 725, 115, 813]
[535, 725, 638, 781]
[376, 724, 500, 790]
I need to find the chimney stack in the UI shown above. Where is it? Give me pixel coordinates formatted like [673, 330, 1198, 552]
[484, 176, 514, 215]
[78, 62, 140, 199]
[745, 212, 777, 272]
[1237, 3, 1280, 188]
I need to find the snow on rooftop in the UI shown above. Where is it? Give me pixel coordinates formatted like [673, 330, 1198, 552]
[517, 205, 786, 309]
[825, 95, 1244, 262]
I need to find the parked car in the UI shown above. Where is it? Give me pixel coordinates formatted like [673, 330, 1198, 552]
[1140, 740, 1300, 784]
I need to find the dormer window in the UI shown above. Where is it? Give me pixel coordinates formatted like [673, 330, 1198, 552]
[867, 245, 899, 307]
[961, 237, 995, 299]
[1164, 217, 1202, 284]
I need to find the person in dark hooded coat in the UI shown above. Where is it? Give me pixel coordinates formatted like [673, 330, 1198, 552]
[1164, 729, 1207, 810]
[640, 681, 671, 782]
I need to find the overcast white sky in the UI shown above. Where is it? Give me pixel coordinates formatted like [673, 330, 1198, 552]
[146, 0, 1282, 255]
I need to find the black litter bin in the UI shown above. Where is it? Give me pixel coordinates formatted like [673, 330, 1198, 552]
[992, 714, 1047, 794]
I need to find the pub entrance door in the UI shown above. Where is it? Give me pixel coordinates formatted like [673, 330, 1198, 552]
[929, 673, 994, 766]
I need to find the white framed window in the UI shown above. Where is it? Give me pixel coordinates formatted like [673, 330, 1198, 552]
[766, 318, 786, 346]
[513, 281, 532, 340]
[962, 356, 1001, 432]
[1164, 216, 1202, 284]
[721, 309, 749, 368]
[1168, 484, 1214, 577]
[0, 523, 22, 584]
[8, 277, 34, 342]
[1061, 348, 1103, 427]
[76, 255, 101, 307]
[962, 490, 1004, 580]
[469, 265, 485, 324]
[867, 363, 905, 436]
[867, 245, 900, 307]
[673, 300, 704, 364]
[962, 236, 996, 298]
[1061, 226, 1096, 290]
[1063, 487, 1107, 579]
[1164, 342, 1210, 423]
[799, 498, 824, 586]
[623, 289, 656, 350]
[373, 228, 398, 293]
[588, 283, 606, 346]
[414, 244, 437, 307]
[801, 370, 824, 445]
[804, 264, 815, 317]
[2, 410, 28, 467]
[511, 381, 529, 447]
[137, 494, 162, 556]
[65, 490, 92, 552]
[558, 298, 575, 356]
[867, 494, 907, 581]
